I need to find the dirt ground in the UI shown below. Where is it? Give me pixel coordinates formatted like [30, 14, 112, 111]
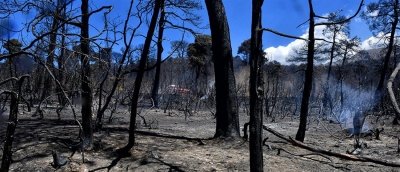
[1, 105, 400, 172]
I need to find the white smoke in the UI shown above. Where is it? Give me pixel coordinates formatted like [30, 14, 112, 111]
[336, 84, 375, 133]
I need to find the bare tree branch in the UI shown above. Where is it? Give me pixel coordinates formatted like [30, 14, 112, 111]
[260, 28, 308, 41]
[315, 0, 364, 26]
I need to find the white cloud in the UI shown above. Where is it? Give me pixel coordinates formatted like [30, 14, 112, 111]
[264, 24, 350, 65]
[264, 39, 304, 65]
[265, 29, 400, 65]
[360, 32, 399, 50]
[361, 36, 379, 50]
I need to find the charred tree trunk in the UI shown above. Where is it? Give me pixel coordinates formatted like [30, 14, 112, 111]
[1, 93, 17, 172]
[118, 0, 161, 152]
[1, 75, 29, 172]
[152, 1, 165, 108]
[249, 0, 265, 171]
[94, 50, 111, 131]
[295, 0, 315, 142]
[387, 62, 400, 124]
[339, 45, 349, 114]
[80, 0, 93, 149]
[322, 31, 337, 117]
[375, 0, 399, 107]
[57, 7, 66, 107]
[37, 7, 60, 114]
[205, 0, 240, 139]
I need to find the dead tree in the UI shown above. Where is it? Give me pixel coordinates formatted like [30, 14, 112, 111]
[117, 0, 161, 154]
[0, 75, 29, 172]
[263, 125, 400, 167]
[248, 0, 265, 171]
[205, 0, 241, 138]
[352, 110, 366, 150]
[387, 62, 400, 124]
[262, 0, 364, 142]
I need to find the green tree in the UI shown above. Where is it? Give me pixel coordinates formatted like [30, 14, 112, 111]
[187, 34, 212, 80]
[237, 38, 251, 65]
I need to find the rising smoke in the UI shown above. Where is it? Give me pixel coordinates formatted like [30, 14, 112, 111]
[335, 83, 375, 133]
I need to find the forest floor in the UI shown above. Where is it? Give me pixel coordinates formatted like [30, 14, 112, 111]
[1, 104, 400, 172]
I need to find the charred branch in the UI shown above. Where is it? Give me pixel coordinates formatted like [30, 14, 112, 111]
[263, 125, 400, 167]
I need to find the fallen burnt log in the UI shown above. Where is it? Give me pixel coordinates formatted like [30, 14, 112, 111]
[262, 125, 400, 167]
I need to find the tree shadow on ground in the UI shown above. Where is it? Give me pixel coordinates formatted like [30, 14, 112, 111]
[136, 130, 212, 141]
[88, 129, 211, 171]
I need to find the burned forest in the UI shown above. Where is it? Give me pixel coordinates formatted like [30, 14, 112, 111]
[1, 0, 400, 171]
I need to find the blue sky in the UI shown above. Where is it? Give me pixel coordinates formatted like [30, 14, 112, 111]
[223, 0, 376, 64]
[3, 0, 379, 65]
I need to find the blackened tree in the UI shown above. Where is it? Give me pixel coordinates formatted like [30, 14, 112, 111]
[262, 0, 364, 142]
[249, 0, 264, 171]
[361, 0, 400, 123]
[151, 0, 203, 108]
[118, 0, 161, 153]
[205, 0, 240, 138]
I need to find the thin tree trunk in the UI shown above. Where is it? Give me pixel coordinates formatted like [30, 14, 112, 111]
[38, 8, 59, 110]
[374, 0, 399, 104]
[295, 0, 315, 142]
[1, 93, 17, 172]
[80, 0, 93, 148]
[340, 46, 349, 114]
[323, 31, 337, 117]
[1, 75, 29, 172]
[249, 0, 264, 171]
[57, 23, 65, 106]
[119, 0, 161, 152]
[152, 0, 165, 108]
[95, 0, 138, 130]
[387, 63, 400, 124]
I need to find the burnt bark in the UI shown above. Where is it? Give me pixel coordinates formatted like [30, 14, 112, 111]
[205, 0, 240, 139]
[243, 122, 249, 141]
[375, 0, 399, 105]
[387, 62, 400, 124]
[264, 125, 400, 167]
[80, 0, 93, 148]
[322, 30, 337, 117]
[1, 94, 17, 172]
[118, 0, 161, 152]
[295, 0, 315, 142]
[398, 136, 400, 152]
[37, 3, 61, 115]
[1, 75, 29, 172]
[152, 1, 165, 108]
[249, 0, 265, 171]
